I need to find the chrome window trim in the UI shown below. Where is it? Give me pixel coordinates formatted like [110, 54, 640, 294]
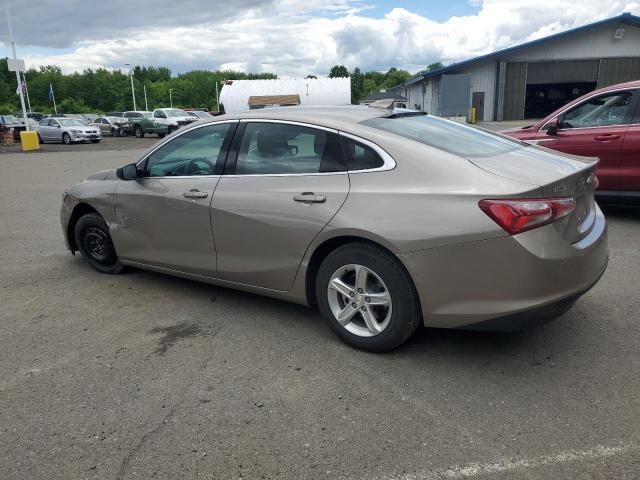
[135, 119, 240, 170]
[238, 118, 338, 134]
[338, 131, 396, 173]
[539, 87, 638, 132]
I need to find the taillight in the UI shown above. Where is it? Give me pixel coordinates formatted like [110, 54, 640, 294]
[479, 197, 576, 235]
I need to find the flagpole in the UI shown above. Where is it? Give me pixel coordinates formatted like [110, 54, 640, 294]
[22, 72, 31, 112]
[49, 83, 58, 114]
[5, 0, 29, 130]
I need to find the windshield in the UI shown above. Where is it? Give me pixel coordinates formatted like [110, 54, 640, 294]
[362, 114, 527, 158]
[3, 115, 21, 124]
[58, 119, 89, 127]
[165, 109, 187, 118]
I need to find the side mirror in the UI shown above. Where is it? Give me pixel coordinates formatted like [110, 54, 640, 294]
[546, 118, 559, 136]
[116, 163, 139, 180]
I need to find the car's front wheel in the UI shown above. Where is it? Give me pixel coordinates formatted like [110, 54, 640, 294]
[316, 242, 421, 352]
[62, 132, 72, 145]
[135, 127, 144, 138]
[74, 213, 123, 274]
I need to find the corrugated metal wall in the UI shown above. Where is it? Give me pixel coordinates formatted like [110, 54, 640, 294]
[503, 62, 528, 120]
[462, 62, 498, 121]
[597, 57, 640, 87]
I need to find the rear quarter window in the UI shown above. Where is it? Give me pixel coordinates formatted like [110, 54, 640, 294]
[362, 114, 527, 158]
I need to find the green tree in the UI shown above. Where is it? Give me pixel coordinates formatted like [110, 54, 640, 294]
[328, 65, 349, 78]
[426, 62, 444, 71]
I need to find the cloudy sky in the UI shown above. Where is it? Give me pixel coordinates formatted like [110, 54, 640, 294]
[1, 0, 639, 77]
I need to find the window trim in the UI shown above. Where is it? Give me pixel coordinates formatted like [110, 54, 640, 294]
[338, 131, 396, 173]
[223, 119, 395, 177]
[135, 120, 239, 179]
[539, 87, 640, 132]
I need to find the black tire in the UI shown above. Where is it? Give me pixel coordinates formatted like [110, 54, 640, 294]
[74, 213, 124, 274]
[135, 126, 144, 138]
[111, 128, 117, 137]
[37, 133, 43, 144]
[62, 132, 72, 145]
[168, 126, 176, 134]
[91, 139, 100, 143]
[315, 242, 421, 352]
[157, 133, 166, 138]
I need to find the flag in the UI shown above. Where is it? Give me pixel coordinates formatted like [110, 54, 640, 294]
[48, 83, 55, 102]
[15, 80, 25, 95]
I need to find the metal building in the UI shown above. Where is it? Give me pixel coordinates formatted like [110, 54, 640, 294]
[396, 13, 640, 121]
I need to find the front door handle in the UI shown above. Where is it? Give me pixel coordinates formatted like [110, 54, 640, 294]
[183, 189, 208, 199]
[293, 192, 326, 204]
[594, 134, 620, 141]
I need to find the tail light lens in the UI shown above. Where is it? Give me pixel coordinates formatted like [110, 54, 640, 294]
[479, 197, 576, 235]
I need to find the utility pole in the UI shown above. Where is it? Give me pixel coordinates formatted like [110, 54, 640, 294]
[124, 63, 137, 111]
[169, 88, 174, 108]
[215, 81, 219, 111]
[22, 72, 31, 112]
[143, 84, 148, 111]
[4, 0, 29, 130]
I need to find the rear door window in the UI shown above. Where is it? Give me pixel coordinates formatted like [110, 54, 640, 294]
[232, 122, 345, 175]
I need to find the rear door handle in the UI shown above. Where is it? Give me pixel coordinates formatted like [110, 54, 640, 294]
[183, 189, 208, 199]
[594, 134, 620, 141]
[293, 192, 326, 204]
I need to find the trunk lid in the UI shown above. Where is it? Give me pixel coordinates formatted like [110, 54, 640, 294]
[467, 145, 598, 244]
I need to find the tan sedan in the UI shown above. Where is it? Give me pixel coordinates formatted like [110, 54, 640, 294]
[60, 106, 608, 351]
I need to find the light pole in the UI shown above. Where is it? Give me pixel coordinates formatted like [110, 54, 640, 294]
[124, 63, 137, 111]
[169, 88, 174, 108]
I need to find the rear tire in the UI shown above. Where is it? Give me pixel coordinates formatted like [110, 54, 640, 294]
[74, 213, 123, 274]
[135, 126, 144, 138]
[315, 242, 421, 352]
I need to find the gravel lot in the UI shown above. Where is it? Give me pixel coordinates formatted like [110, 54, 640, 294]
[1, 144, 639, 480]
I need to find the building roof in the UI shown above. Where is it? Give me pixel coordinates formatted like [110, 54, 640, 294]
[402, 12, 640, 87]
[248, 95, 301, 106]
[361, 91, 408, 103]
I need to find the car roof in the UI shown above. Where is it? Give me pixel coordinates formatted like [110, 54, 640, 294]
[215, 105, 392, 131]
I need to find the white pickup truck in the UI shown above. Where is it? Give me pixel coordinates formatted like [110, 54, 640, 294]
[151, 108, 198, 133]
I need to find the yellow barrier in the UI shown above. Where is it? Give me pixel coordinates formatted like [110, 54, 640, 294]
[470, 107, 476, 124]
[20, 130, 40, 152]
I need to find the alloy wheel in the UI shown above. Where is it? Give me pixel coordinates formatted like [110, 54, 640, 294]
[327, 264, 392, 337]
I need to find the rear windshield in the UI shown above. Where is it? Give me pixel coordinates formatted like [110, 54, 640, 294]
[362, 114, 527, 158]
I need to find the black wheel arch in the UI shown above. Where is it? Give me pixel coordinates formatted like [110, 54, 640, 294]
[67, 203, 100, 252]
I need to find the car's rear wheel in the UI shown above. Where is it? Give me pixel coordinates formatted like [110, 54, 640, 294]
[74, 213, 123, 274]
[315, 242, 421, 352]
[135, 127, 144, 138]
[37, 133, 43, 144]
[62, 132, 72, 145]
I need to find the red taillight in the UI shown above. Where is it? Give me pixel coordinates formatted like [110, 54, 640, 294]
[479, 197, 576, 235]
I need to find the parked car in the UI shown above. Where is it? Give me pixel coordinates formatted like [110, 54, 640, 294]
[60, 106, 608, 351]
[123, 111, 168, 138]
[502, 80, 640, 201]
[151, 108, 197, 133]
[105, 111, 124, 118]
[15, 111, 44, 122]
[82, 113, 99, 123]
[37, 117, 102, 144]
[0, 114, 26, 141]
[94, 116, 129, 136]
[186, 110, 213, 119]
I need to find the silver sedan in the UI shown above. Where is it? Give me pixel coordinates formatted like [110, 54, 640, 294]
[60, 106, 608, 351]
[38, 117, 102, 144]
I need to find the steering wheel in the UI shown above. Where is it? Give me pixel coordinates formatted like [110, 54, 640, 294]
[185, 158, 216, 176]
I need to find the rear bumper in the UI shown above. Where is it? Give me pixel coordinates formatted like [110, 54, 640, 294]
[400, 204, 608, 330]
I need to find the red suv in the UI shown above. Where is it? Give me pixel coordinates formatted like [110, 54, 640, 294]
[503, 80, 640, 202]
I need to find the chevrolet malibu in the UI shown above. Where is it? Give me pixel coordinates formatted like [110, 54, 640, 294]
[60, 106, 608, 352]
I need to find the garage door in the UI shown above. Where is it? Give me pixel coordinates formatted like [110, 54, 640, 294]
[597, 57, 640, 88]
[503, 62, 527, 120]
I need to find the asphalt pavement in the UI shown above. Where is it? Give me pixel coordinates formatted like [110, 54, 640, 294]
[0, 146, 639, 480]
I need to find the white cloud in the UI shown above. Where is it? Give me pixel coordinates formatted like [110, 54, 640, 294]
[9, 0, 640, 77]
